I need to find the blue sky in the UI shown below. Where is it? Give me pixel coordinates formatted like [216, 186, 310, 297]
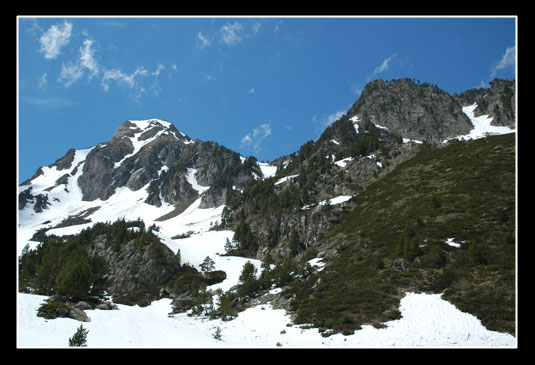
[17, 16, 516, 183]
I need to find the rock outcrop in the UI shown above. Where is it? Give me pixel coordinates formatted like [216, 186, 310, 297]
[86, 233, 180, 298]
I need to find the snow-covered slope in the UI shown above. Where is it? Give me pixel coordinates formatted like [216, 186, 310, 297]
[17, 291, 516, 348]
[16, 169, 518, 348]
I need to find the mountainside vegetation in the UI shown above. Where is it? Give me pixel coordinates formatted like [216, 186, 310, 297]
[284, 133, 515, 335]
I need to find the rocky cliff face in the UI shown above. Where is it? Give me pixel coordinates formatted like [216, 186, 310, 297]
[348, 79, 472, 144]
[86, 232, 179, 298]
[455, 79, 516, 128]
[61, 119, 259, 209]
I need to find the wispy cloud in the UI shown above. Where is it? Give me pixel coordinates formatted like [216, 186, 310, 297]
[25, 95, 76, 108]
[39, 21, 73, 59]
[490, 45, 515, 78]
[101, 66, 148, 92]
[312, 110, 345, 136]
[29, 20, 172, 100]
[57, 38, 99, 87]
[197, 31, 212, 49]
[241, 123, 272, 153]
[350, 52, 405, 95]
[374, 53, 398, 74]
[37, 73, 47, 90]
[79, 39, 99, 78]
[58, 62, 84, 88]
[248, 87, 255, 94]
[220, 22, 244, 46]
[152, 63, 165, 76]
[219, 21, 261, 47]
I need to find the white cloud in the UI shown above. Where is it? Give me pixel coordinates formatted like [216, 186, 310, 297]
[197, 31, 212, 49]
[79, 39, 99, 77]
[56, 38, 98, 87]
[39, 21, 73, 59]
[273, 20, 283, 32]
[219, 21, 261, 47]
[251, 22, 261, 36]
[220, 22, 244, 46]
[350, 53, 408, 95]
[374, 53, 398, 74]
[313, 110, 345, 137]
[248, 87, 255, 94]
[491, 46, 515, 78]
[58, 63, 83, 88]
[326, 111, 345, 125]
[37, 73, 47, 90]
[33, 22, 167, 98]
[101, 66, 148, 91]
[241, 123, 272, 153]
[25, 95, 76, 108]
[152, 63, 165, 76]
[241, 134, 252, 145]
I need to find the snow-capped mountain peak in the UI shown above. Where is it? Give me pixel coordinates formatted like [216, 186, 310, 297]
[113, 118, 192, 143]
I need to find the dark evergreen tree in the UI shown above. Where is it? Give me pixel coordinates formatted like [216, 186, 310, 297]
[55, 249, 93, 300]
[68, 324, 89, 347]
[288, 226, 303, 257]
[237, 261, 259, 297]
[200, 256, 215, 273]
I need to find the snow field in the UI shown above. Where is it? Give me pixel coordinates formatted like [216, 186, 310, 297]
[17, 290, 516, 348]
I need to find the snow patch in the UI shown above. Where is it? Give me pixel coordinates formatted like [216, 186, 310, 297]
[307, 258, 326, 272]
[334, 157, 354, 168]
[444, 103, 515, 143]
[374, 123, 389, 131]
[302, 195, 354, 210]
[445, 238, 461, 248]
[350, 114, 360, 134]
[403, 138, 423, 144]
[275, 174, 298, 185]
[258, 162, 277, 179]
[186, 168, 210, 194]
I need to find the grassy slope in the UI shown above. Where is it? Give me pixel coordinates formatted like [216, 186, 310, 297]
[288, 133, 516, 336]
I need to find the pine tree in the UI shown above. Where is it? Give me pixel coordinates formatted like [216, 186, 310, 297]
[238, 261, 259, 297]
[68, 324, 89, 347]
[176, 249, 182, 266]
[200, 256, 215, 273]
[224, 238, 233, 254]
[212, 326, 222, 341]
[288, 226, 302, 256]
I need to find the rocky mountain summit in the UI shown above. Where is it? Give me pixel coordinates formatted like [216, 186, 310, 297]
[77, 119, 260, 208]
[21, 118, 261, 211]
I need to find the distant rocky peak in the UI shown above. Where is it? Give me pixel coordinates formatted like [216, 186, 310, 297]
[112, 119, 191, 143]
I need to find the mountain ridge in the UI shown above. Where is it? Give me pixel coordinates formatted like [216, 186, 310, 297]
[17, 77, 516, 342]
